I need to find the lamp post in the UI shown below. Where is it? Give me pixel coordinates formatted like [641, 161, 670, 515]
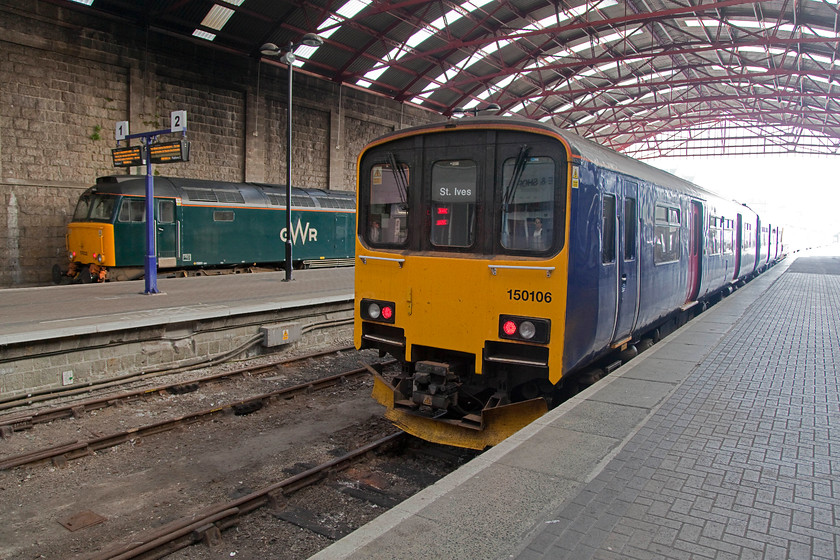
[260, 33, 324, 282]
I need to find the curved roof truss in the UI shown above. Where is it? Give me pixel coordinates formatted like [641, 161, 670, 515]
[61, 0, 840, 158]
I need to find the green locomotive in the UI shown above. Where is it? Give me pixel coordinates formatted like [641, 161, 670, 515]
[57, 175, 355, 282]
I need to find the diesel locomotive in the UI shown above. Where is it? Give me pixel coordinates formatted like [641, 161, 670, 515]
[56, 175, 355, 283]
[355, 116, 784, 449]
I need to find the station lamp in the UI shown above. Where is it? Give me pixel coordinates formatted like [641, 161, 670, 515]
[260, 33, 324, 282]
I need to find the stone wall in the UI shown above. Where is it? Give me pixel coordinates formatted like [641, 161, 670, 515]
[0, 1, 441, 287]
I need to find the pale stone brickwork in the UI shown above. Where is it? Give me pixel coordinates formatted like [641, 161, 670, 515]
[0, 1, 442, 287]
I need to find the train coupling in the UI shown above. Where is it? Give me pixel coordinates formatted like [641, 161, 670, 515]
[410, 361, 459, 409]
[371, 363, 548, 450]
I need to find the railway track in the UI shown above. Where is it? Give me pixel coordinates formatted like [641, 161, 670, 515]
[0, 345, 358, 416]
[85, 432, 408, 560]
[0, 360, 391, 471]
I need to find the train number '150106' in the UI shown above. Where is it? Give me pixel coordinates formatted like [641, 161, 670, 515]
[507, 289, 552, 303]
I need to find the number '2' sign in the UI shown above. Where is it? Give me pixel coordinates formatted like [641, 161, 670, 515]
[171, 110, 187, 133]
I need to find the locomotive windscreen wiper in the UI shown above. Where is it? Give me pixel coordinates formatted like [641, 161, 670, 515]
[387, 152, 409, 209]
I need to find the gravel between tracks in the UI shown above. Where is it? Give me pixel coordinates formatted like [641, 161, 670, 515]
[0, 344, 417, 560]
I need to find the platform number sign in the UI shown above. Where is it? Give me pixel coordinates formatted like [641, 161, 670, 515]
[171, 110, 187, 133]
[115, 121, 129, 141]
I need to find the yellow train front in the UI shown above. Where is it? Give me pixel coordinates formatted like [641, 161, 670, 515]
[356, 117, 574, 449]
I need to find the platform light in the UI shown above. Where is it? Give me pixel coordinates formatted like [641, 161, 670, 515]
[260, 33, 324, 282]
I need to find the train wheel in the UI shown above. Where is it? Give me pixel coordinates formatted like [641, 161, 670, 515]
[51, 264, 64, 285]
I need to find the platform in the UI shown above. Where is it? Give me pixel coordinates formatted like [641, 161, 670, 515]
[312, 248, 840, 560]
[0, 267, 354, 345]
[0, 268, 354, 399]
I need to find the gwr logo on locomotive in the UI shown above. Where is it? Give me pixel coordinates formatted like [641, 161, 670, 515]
[280, 221, 318, 244]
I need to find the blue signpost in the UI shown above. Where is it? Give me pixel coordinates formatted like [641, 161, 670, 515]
[112, 111, 189, 295]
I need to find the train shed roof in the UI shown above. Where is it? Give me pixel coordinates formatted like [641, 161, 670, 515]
[57, 0, 840, 159]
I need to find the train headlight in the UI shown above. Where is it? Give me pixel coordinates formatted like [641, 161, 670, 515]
[94, 253, 104, 263]
[361, 298, 396, 324]
[67, 251, 76, 261]
[519, 321, 537, 340]
[498, 315, 550, 344]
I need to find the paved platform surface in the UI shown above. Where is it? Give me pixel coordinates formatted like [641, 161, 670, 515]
[0, 267, 353, 345]
[312, 248, 840, 560]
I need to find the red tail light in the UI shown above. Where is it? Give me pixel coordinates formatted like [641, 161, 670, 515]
[361, 299, 396, 324]
[499, 315, 551, 344]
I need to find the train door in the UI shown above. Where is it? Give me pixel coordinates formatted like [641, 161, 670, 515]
[156, 198, 178, 268]
[335, 214, 351, 256]
[685, 200, 702, 303]
[733, 213, 742, 281]
[612, 181, 639, 344]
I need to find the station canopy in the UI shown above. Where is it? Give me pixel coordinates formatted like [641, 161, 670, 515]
[64, 0, 840, 158]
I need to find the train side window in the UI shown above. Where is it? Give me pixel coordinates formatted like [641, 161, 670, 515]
[118, 199, 146, 223]
[368, 162, 409, 245]
[213, 211, 234, 222]
[602, 195, 616, 263]
[709, 216, 721, 255]
[654, 203, 680, 263]
[500, 156, 555, 252]
[430, 160, 477, 248]
[624, 197, 636, 260]
[158, 200, 175, 223]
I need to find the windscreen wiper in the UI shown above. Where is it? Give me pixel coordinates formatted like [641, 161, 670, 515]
[502, 145, 531, 209]
[387, 152, 409, 209]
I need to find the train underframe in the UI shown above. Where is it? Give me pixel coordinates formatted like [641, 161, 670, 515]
[52, 258, 353, 284]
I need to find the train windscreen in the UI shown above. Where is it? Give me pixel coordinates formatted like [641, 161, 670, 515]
[73, 193, 117, 222]
[360, 128, 565, 255]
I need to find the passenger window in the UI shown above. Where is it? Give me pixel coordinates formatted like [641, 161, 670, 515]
[118, 199, 146, 223]
[654, 204, 680, 263]
[500, 156, 555, 251]
[431, 160, 477, 247]
[368, 162, 409, 245]
[602, 195, 616, 263]
[624, 197, 636, 260]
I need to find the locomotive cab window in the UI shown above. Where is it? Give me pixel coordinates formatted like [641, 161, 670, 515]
[500, 155, 556, 252]
[88, 195, 116, 222]
[431, 160, 477, 248]
[368, 162, 409, 245]
[72, 194, 93, 221]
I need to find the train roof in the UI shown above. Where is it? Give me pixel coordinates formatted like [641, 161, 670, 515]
[91, 176, 355, 210]
[366, 116, 736, 206]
